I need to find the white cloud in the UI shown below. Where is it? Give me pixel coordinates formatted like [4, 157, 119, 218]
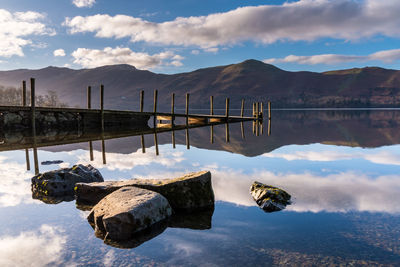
[0, 9, 55, 58]
[264, 48, 400, 65]
[64, 0, 400, 49]
[53, 49, 66, 57]
[72, 0, 96, 8]
[191, 50, 200, 55]
[0, 225, 67, 267]
[71, 46, 184, 69]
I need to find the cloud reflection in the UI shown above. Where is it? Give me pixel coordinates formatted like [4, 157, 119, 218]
[0, 225, 68, 267]
[211, 168, 400, 214]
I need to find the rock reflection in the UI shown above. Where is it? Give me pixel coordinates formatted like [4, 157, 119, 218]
[90, 209, 214, 249]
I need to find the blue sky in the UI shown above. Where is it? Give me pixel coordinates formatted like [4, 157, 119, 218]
[1, 0, 400, 73]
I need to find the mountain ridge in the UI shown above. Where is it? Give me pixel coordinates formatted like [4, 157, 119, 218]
[0, 59, 400, 110]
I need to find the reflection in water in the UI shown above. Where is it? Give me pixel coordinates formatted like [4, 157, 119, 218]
[0, 225, 68, 267]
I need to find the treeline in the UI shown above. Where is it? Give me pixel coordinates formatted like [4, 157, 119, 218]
[0, 85, 68, 107]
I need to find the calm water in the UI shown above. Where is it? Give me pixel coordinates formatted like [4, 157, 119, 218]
[1, 110, 400, 266]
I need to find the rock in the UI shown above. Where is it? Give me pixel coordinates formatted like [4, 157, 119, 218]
[168, 207, 214, 230]
[88, 187, 172, 241]
[250, 181, 291, 212]
[31, 164, 103, 197]
[76, 171, 214, 212]
[3, 112, 22, 126]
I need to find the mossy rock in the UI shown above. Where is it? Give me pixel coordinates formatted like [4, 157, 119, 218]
[250, 181, 291, 212]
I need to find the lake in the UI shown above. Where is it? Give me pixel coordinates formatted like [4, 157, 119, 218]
[1, 109, 400, 266]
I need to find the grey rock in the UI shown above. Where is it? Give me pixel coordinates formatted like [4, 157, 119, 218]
[76, 170, 214, 212]
[31, 164, 103, 197]
[3, 112, 22, 125]
[88, 187, 172, 241]
[250, 181, 292, 212]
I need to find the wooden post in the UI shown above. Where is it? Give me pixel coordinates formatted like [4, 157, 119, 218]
[225, 123, 230, 143]
[255, 102, 259, 121]
[33, 147, 39, 175]
[153, 90, 158, 127]
[140, 90, 144, 112]
[100, 84, 104, 132]
[101, 138, 106, 164]
[22, 81, 26, 106]
[268, 101, 271, 120]
[172, 130, 176, 149]
[141, 134, 146, 153]
[185, 93, 189, 125]
[210, 96, 214, 115]
[240, 122, 245, 139]
[256, 120, 259, 136]
[240, 99, 244, 117]
[87, 86, 91, 109]
[30, 78, 36, 134]
[89, 141, 94, 161]
[186, 128, 190, 149]
[252, 103, 256, 117]
[260, 120, 264, 135]
[210, 125, 214, 144]
[25, 148, 30, 171]
[225, 98, 229, 119]
[260, 102, 263, 118]
[154, 132, 159, 156]
[252, 121, 256, 134]
[171, 93, 175, 125]
[268, 118, 271, 136]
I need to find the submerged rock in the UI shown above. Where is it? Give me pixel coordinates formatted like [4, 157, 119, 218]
[88, 187, 172, 241]
[76, 171, 214, 212]
[250, 181, 291, 212]
[31, 164, 103, 197]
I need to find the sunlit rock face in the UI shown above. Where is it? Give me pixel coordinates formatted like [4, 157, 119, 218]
[76, 171, 214, 212]
[31, 164, 103, 198]
[88, 187, 172, 241]
[250, 181, 292, 212]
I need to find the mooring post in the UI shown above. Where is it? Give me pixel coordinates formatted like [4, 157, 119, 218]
[100, 84, 104, 132]
[186, 128, 190, 149]
[25, 148, 30, 171]
[30, 78, 36, 135]
[186, 93, 189, 125]
[141, 134, 146, 153]
[225, 123, 230, 143]
[225, 98, 229, 119]
[87, 86, 91, 109]
[22, 81, 26, 106]
[210, 125, 214, 144]
[241, 99, 245, 117]
[268, 101, 271, 120]
[154, 132, 159, 156]
[255, 102, 259, 121]
[241, 122, 245, 139]
[268, 118, 271, 136]
[210, 96, 214, 115]
[260, 102, 264, 118]
[140, 90, 144, 112]
[153, 90, 158, 127]
[252, 102, 256, 117]
[89, 141, 94, 161]
[101, 138, 106, 164]
[171, 93, 175, 125]
[172, 130, 176, 149]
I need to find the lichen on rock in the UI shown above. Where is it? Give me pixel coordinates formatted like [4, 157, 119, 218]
[250, 181, 292, 212]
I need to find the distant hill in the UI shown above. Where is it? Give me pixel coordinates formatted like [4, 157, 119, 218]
[1, 60, 400, 110]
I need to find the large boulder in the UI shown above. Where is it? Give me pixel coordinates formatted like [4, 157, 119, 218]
[76, 171, 214, 212]
[250, 181, 292, 212]
[88, 187, 172, 241]
[31, 164, 103, 197]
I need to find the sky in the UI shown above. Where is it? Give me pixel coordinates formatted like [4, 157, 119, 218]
[1, 0, 400, 73]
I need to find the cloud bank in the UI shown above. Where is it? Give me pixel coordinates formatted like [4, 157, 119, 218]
[71, 47, 183, 69]
[0, 9, 55, 57]
[264, 49, 400, 65]
[64, 0, 400, 48]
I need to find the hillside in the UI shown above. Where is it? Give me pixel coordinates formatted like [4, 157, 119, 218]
[0, 60, 400, 110]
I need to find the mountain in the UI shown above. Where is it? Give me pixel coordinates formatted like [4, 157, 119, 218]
[1, 60, 400, 110]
